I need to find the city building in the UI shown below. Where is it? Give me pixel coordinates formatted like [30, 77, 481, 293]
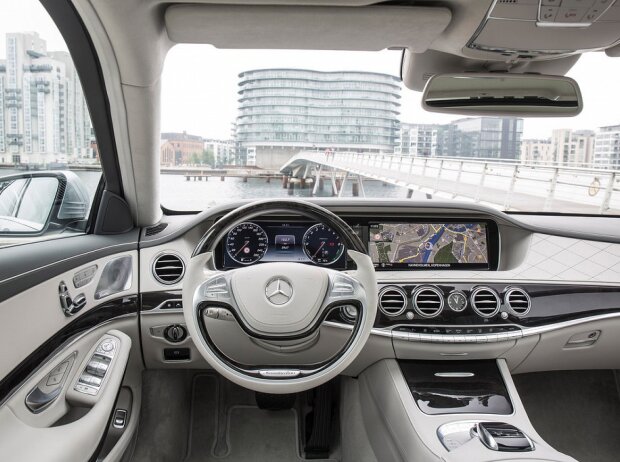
[549, 129, 595, 167]
[160, 131, 204, 166]
[520, 139, 553, 164]
[396, 123, 440, 157]
[436, 117, 523, 160]
[0, 32, 94, 166]
[204, 138, 235, 167]
[235, 69, 401, 168]
[594, 125, 620, 169]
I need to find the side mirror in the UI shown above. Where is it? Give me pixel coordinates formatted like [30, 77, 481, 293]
[0, 171, 91, 236]
[422, 73, 582, 117]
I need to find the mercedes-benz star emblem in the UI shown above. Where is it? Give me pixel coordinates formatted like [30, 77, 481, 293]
[265, 277, 293, 305]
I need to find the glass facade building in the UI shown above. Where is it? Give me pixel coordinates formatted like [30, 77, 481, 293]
[235, 69, 401, 167]
[594, 125, 620, 169]
[436, 117, 523, 160]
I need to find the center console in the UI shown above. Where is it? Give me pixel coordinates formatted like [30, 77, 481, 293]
[355, 358, 577, 462]
[400, 360, 513, 416]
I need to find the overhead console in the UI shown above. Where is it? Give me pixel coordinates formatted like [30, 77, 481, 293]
[465, 0, 620, 59]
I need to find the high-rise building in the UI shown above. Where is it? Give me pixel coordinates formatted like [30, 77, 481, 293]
[594, 125, 620, 169]
[550, 129, 595, 167]
[520, 139, 553, 164]
[235, 69, 401, 168]
[396, 123, 440, 157]
[436, 117, 523, 160]
[0, 32, 93, 166]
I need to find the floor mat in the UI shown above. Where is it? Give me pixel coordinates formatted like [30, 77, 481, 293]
[130, 370, 196, 462]
[513, 370, 620, 462]
[185, 374, 337, 462]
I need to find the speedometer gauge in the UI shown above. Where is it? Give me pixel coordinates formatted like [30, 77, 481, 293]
[302, 224, 344, 265]
[226, 222, 268, 264]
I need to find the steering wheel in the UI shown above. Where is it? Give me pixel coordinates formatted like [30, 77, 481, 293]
[182, 199, 377, 394]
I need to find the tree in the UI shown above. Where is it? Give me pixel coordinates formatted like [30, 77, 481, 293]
[201, 148, 215, 167]
[190, 153, 201, 165]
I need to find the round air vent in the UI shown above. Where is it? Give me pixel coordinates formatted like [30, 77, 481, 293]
[505, 287, 531, 316]
[378, 286, 407, 317]
[152, 253, 185, 285]
[412, 286, 444, 318]
[470, 286, 501, 318]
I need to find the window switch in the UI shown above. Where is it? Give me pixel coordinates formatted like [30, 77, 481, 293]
[113, 409, 128, 429]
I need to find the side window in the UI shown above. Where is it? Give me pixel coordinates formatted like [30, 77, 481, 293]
[0, 1, 102, 248]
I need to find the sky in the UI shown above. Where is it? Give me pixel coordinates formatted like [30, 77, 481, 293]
[2, 0, 620, 140]
[161, 46, 620, 140]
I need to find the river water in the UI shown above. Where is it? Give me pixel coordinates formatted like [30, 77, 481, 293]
[0, 169, 408, 211]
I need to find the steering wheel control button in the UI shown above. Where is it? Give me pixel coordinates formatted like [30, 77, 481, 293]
[164, 324, 187, 343]
[330, 276, 355, 297]
[204, 277, 230, 300]
[259, 369, 302, 378]
[218, 309, 235, 321]
[448, 291, 468, 312]
[265, 277, 294, 305]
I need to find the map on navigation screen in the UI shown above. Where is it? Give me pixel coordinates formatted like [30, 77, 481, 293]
[368, 223, 489, 269]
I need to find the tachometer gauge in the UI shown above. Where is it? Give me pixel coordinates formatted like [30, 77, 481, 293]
[302, 224, 344, 265]
[226, 222, 268, 264]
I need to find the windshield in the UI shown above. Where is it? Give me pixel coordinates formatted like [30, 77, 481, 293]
[160, 46, 620, 214]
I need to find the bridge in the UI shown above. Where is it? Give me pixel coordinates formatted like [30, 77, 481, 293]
[280, 151, 620, 215]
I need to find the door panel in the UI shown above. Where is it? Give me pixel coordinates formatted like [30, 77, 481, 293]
[0, 232, 139, 304]
[0, 327, 132, 462]
[0, 250, 138, 381]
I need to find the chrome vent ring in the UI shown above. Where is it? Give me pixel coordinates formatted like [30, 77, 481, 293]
[152, 253, 186, 285]
[505, 287, 531, 316]
[471, 286, 500, 318]
[412, 285, 444, 318]
[378, 286, 408, 317]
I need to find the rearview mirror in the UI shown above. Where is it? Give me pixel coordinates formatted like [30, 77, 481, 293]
[0, 171, 91, 236]
[422, 73, 582, 117]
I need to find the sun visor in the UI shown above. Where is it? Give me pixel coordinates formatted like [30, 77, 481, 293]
[165, 4, 452, 52]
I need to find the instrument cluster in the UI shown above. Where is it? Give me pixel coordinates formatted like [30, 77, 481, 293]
[219, 221, 347, 269]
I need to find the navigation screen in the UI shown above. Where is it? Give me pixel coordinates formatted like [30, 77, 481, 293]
[368, 223, 489, 270]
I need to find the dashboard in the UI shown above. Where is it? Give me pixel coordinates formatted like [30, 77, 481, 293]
[215, 218, 499, 271]
[139, 199, 620, 374]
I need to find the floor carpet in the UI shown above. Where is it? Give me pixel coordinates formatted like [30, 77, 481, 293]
[513, 370, 620, 462]
[130, 371, 337, 462]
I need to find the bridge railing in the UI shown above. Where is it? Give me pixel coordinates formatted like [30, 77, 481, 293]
[292, 151, 620, 214]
